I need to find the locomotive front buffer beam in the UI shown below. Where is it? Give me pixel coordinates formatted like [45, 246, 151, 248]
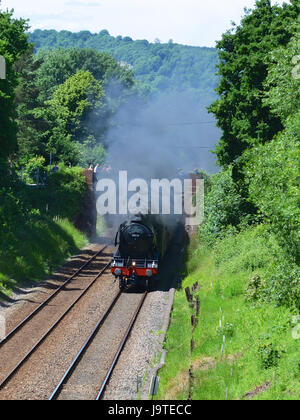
[111, 258, 159, 290]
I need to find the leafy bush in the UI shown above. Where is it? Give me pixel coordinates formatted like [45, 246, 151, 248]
[26, 164, 87, 221]
[263, 260, 300, 310]
[0, 212, 88, 294]
[245, 111, 300, 261]
[76, 139, 106, 167]
[0, 190, 88, 294]
[263, 31, 300, 122]
[258, 343, 282, 370]
[245, 274, 262, 302]
[0, 166, 88, 295]
[216, 322, 234, 338]
[210, 224, 300, 309]
[199, 168, 250, 244]
[21, 155, 46, 184]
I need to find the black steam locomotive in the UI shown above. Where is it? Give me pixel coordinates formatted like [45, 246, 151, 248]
[111, 217, 162, 290]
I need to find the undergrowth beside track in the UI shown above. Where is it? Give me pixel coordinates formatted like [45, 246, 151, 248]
[0, 167, 89, 298]
[0, 218, 88, 297]
[156, 226, 300, 400]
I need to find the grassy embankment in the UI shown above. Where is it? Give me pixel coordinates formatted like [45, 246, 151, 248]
[0, 166, 89, 297]
[0, 218, 88, 296]
[156, 226, 300, 400]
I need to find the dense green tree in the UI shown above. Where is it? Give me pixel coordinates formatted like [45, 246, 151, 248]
[76, 140, 106, 167]
[14, 45, 49, 160]
[263, 31, 300, 122]
[245, 111, 300, 260]
[0, 6, 29, 163]
[199, 1, 300, 252]
[14, 47, 137, 164]
[244, 30, 300, 258]
[34, 48, 134, 103]
[46, 70, 104, 165]
[199, 168, 250, 244]
[208, 0, 299, 168]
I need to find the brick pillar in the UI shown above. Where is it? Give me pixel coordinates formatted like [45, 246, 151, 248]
[185, 173, 203, 235]
[74, 169, 97, 239]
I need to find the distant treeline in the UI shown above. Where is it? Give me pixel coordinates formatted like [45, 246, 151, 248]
[29, 29, 219, 101]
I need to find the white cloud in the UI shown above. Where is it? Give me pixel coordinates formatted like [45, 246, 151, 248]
[0, 0, 290, 47]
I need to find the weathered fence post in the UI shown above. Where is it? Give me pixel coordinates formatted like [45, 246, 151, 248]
[185, 283, 201, 401]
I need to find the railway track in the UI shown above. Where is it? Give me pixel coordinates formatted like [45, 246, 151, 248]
[49, 290, 148, 400]
[96, 291, 147, 401]
[0, 245, 108, 346]
[0, 245, 114, 393]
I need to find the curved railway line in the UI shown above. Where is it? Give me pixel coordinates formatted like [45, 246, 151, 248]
[0, 242, 151, 400]
[50, 290, 147, 400]
[0, 245, 108, 346]
[0, 245, 115, 397]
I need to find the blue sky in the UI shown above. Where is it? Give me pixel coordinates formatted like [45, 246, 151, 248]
[1, 0, 289, 47]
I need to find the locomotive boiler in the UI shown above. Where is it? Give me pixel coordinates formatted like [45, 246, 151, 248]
[111, 215, 172, 290]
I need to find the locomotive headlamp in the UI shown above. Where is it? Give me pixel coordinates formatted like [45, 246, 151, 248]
[115, 268, 122, 276]
[132, 262, 137, 267]
[146, 270, 153, 277]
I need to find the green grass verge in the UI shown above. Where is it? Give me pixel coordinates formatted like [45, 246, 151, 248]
[155, 226, 300, 400]
[0, 218, 88, 297]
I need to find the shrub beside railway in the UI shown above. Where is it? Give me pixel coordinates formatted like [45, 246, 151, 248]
[156, 228, 300, 400]
[0, 165, 88, 297]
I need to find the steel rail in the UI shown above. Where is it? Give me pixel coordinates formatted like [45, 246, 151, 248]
[49, 290, 123, 401]
[0, 259, 112, 391]
[96, 291, 147, 401]
[0, 246, 108, 347]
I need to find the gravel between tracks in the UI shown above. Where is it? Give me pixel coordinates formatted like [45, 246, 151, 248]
[0, 242, 117, 400]
[0, 236, 182, 400]
[0, 242, 107, 332]
[102, 288, 175, 401]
